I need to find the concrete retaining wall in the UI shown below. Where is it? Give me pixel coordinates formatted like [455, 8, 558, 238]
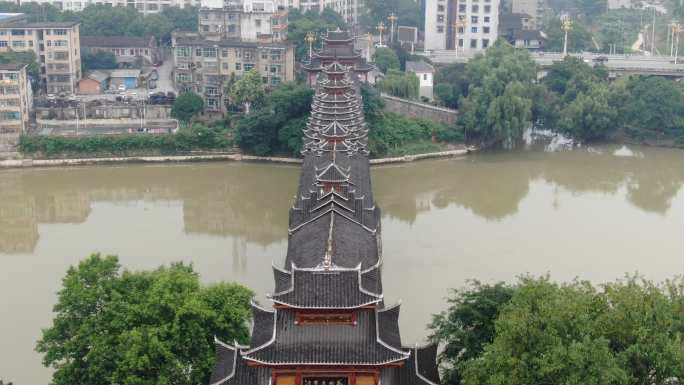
[381, 94, 458, 126]
[36, 104, 172, 120]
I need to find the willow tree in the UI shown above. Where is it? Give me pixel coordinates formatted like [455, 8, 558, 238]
[377, 69, 419, 100]
[458, 40, 537, 148]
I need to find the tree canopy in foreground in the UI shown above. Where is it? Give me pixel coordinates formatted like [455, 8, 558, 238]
[36, 254, 254, 385]
[431, 275, 684, 385]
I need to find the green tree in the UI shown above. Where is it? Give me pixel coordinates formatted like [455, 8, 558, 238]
[373, 47, 400, 73]
[234, 82, 313, 156]
[287, 9, 347, 60]
[544, 17, 595, 52]
[558, 84, 617, 141]
[0, 51, 41, 92]
[171, 92, 204, 123]
[36, 254, 253, 385]
[161, 6, 198, 33]
[462, 277, 628, 385]
[229, 69, 265, 114]
[429, 281, 515, 385]
[621, 76, 684, 139]
[433, 63, 469, 109]
[81, 49, 118, 73]
[543, 56, 607, 99]
[458, 40, 536, 147]
[377, 69, 419, 99]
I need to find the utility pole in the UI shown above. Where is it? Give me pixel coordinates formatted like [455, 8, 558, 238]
[562, 16, 572, 57]
[675, 23, 682, 64]
[387, 13, 398, 45]
[366, 32, 373, 61]
[651, 5, 657, 55]
[377, 21, 386, 46]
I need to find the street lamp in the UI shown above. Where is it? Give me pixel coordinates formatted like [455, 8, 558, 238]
[377, 21, 386, 46]
[452, 17, 467, 55]
[366, 32, 373, 61]
[562, 15, 573, 57]
[305, 31, 316, 60]
[674, 23, 683, 64]
[387, 12, 398, 45]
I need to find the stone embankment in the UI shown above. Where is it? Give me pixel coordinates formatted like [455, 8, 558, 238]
[0, 148, 473, 169]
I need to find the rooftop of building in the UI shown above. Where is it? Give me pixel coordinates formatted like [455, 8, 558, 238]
[405, 61, 434, 73]
[0, 15, 80, 28]
[173, 33, 293, 48]
[109, 69, 141, 78]
[0, 62, 28, 71]
[514, 29, 545, 40]
[81, 36, 156, 48]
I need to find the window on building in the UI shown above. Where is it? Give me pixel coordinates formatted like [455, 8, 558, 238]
[203, 47, 217, 57]
[484, 16, 490, 23]
[471, 4, 478, 12]
[235, 62, 241, 70]
[255, 19, 261, 27]
[11, 41, 25, 48]
[437, 15, 444, 22]
[471, 16, 478, 23]
[222, 63, 228, 70]
[177, 47, 191, 57]
[483, 26, 490, 33]
[470, 39, 477, 48]
[261, 51, 268, 59]
[196, 48, 202, 57]
[54, 51, 69, 60]
[0, 41, 7, 47]
[11, 29, 25, 36]
[423, 73, 427, 80]
[458, 4, 465, 12]
[437, 26, 444, 33]
[271, 49, 281, 60]
[482, 39, 490, 48]
[244, 63, 254, 70]
[222, 49, 228, 57]
[54, 40, 67, 46]
[54, 29, 67, 35]
[437, 4, 444, 11]
[458, 39, 463, 47]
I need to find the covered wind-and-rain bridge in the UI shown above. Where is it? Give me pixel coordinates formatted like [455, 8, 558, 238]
[209, 30, 440, 385]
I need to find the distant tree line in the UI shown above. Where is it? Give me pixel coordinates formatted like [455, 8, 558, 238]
[432, 41, 684, 148]
[0, 1, 197, 42]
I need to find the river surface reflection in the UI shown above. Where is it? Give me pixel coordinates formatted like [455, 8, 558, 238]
[2, 144, 684, 385]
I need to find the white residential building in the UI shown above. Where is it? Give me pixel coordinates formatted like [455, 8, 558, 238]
[425, 0, 499, 53]
[406, 60, 434, 100]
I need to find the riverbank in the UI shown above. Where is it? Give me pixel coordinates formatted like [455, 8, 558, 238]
[0, 147, 472, 169]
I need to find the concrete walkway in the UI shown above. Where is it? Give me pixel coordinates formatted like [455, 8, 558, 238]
[0, 148, 472, 169]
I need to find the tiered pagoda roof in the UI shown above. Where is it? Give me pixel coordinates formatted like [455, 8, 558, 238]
[303, 30, 374, 75]
[211, 38, 439, 385]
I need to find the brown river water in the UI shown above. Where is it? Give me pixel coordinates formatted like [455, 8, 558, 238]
[2, 144, 684, 384]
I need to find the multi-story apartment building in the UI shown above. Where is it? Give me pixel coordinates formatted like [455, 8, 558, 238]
[425, 0, 499, 52]
[171, 31, 295, 112]
[510, 0, 546, 29]
[18, 0, 200, 14]
[198, 0, 288, 42]
[0, 63, 33, 134]
[292, 0, 363, 25]
[0, 14, 81, 94]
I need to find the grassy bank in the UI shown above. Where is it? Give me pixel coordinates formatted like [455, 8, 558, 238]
[20, 125, 233, 159]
